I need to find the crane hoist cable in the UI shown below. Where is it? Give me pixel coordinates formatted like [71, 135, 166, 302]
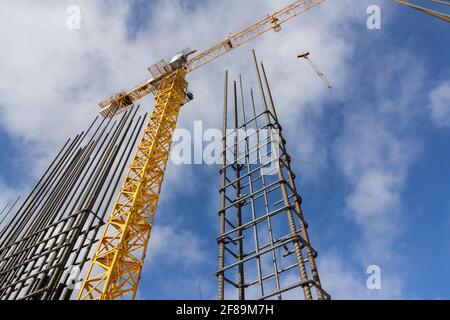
[297, 51, 332, 89]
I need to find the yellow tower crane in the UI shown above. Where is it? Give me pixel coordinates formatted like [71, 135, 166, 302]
[77, 0, 325, 300]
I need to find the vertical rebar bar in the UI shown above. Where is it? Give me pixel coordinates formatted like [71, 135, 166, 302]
[240, 76, 264, 297]
[233, 81, 245, 300]
[218, 71, 228, 300]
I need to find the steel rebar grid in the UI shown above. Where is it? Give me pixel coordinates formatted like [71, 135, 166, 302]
[217, 51, 330, 300]
[0, 107, 147, 300]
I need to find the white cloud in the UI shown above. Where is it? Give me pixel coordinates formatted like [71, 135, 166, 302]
[347, 171, 401, 220]
[141, 223, 216, 300]
[334, 117, 412, 292]
[0, 0, 369, 172]
[145, 224, 207, 267]
[319, 251, 402, 299]
[428, 81, 450, 128]
[331, 48, 428, 298]
[335, 111, 417, 253]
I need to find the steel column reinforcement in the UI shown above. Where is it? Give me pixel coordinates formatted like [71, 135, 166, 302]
[0, 106, 146, 300]
[217, 51, 330, 300]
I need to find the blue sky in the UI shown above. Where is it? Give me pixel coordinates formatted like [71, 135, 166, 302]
[0, 0, 449, 300]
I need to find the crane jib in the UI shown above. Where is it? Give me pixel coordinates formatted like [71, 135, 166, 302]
[98, 0, 324, 119]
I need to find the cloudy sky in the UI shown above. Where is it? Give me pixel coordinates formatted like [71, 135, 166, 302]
[0, 0, 449, 300]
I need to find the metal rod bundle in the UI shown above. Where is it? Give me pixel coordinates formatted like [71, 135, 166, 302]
[217, 51, 330, 300]
[0, 107, 147, 300]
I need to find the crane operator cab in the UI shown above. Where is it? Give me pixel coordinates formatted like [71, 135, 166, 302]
[169, 48, 197, 70]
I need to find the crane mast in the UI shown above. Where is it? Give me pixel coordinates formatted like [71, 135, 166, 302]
[78, 0, 324, 300]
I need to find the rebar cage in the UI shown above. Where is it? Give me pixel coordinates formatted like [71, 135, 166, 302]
[217, 51, 330, 300]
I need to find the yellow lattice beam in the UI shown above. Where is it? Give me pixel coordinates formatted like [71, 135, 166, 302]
[77, 69, 188, 300]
